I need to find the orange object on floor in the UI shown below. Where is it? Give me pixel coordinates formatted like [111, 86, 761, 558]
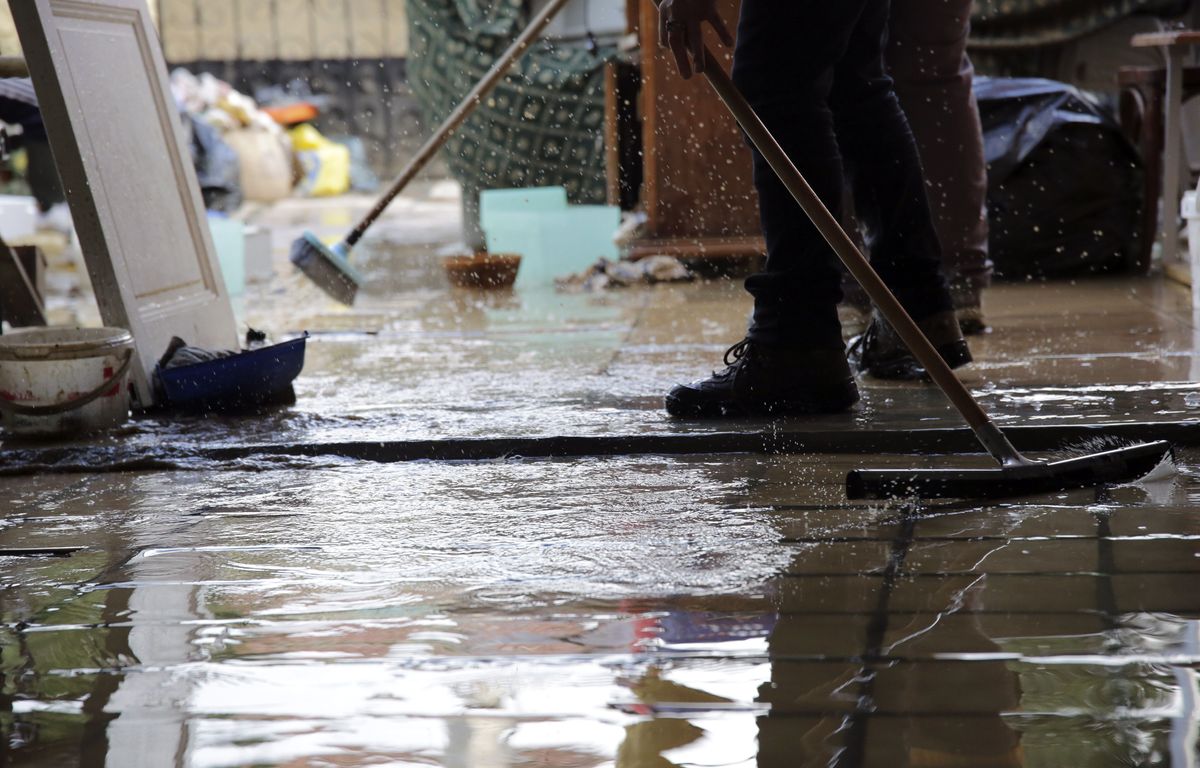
[262, 102, 320, 126]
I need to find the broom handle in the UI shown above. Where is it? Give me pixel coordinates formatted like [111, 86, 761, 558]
[697, 52, 1029, 466]
[345, 0, 574, 247]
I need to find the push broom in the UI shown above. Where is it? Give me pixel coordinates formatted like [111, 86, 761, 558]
[290, 0, 574, 305]
[684, 34, 1172, 500]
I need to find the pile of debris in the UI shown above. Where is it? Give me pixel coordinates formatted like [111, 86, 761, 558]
[171, 69, 372, 210]
[556, 255, 692, 292]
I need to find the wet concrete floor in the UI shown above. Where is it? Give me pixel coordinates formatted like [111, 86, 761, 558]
[2, 189, 1200, 766]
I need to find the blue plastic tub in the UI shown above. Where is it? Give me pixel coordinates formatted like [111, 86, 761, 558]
[156, 335, 307, 411]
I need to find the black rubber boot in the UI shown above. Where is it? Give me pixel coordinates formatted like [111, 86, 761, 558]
[847, 309, 972, 381]
[665, 339, 860, 418]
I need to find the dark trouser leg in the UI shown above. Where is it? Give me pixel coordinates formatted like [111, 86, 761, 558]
[734, 0, 872, 350]
[829, 0, 953, 322]
[888, 0, 991, 292]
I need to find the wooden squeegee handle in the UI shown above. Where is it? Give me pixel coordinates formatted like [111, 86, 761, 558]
[698, 53, 1028, 466]
[345, 0, 573, 247]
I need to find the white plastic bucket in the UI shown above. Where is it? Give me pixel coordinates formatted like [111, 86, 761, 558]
[0, 327, 135, 437]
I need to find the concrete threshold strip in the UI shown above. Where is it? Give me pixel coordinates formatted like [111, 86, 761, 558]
[1, 420, 1198, 477]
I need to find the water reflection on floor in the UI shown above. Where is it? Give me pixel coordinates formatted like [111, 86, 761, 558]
[6, 213, 1200, 764]
[3, 449, 1198, 767]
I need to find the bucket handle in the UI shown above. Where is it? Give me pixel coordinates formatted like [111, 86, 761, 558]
[0, 348, 134, 417]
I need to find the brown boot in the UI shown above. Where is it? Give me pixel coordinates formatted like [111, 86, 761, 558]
[951, 281, 988, 336]
[847, 310, 972, 381]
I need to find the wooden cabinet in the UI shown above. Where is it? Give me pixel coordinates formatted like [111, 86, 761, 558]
[623, 0, 764, 264]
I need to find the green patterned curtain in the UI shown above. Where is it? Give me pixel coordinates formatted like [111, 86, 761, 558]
[970, 0, 1184, 49]
[405, 0, 615, 204]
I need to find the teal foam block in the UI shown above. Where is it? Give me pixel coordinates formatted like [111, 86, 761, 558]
[207, 215, 246, 297]
[481, 186, 568, 214]
[480, 187, 619, 288]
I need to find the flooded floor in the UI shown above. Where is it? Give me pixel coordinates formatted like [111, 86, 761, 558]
[3, 190, 1199, 766]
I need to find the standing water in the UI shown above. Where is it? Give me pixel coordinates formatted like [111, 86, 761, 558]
[4, 228, 1200, 765]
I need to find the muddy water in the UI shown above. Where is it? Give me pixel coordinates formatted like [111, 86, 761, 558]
[2, 449, 1198, 767]
[5, 236, 1200, 765]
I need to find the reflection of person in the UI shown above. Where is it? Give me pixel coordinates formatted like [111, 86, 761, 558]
[886, 581, 1025, 767]
[659, 0, 971, 418]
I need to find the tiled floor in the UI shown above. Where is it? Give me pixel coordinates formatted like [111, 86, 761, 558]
[2, 191, 1199, 766]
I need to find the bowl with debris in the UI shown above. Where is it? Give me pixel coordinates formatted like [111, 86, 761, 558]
[443, 252, 522, 289]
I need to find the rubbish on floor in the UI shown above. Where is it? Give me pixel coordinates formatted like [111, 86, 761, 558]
[976, 77, 1142, 278]
[155, 336, 238, 370]
[556, 255, 692, 291]
[222, 127, 294, 203]
[183, 113, 242, 212]
[329, 134, 380, 193]
[480, 186, 620, 288]
[443, 251, 521, 289]
[289, 124, 351, 198]
[171, 68, 298, 205]
[0, 243, 46, 327]
[694, 43, 1172, 500]
[0, 326, 133, 437]
[170, 68, 290, 138]
[288, 0, 572, 305]
[612, 211, 649, 248]
[207, 214, 246, 297]
[12, 0, 240, 407]
[261, 101, 320, 126]
[154, 334, 306, 413]
[254, 78, 333, 125]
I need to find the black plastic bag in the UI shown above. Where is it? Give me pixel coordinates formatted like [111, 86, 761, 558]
[975, 77, 1142, 279]
[183, 113, 243, 213]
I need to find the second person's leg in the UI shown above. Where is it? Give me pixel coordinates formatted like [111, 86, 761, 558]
[830, 0, 970, 380]
[888, 0, 991, 332]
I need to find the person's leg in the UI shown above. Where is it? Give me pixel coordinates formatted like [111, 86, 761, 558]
[665, 0, 870, 417]
[733, 0, 871, 350]
[829, 0, 969, 380]
[888, 0, 991, 330]
[829, 0, 952, 321]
